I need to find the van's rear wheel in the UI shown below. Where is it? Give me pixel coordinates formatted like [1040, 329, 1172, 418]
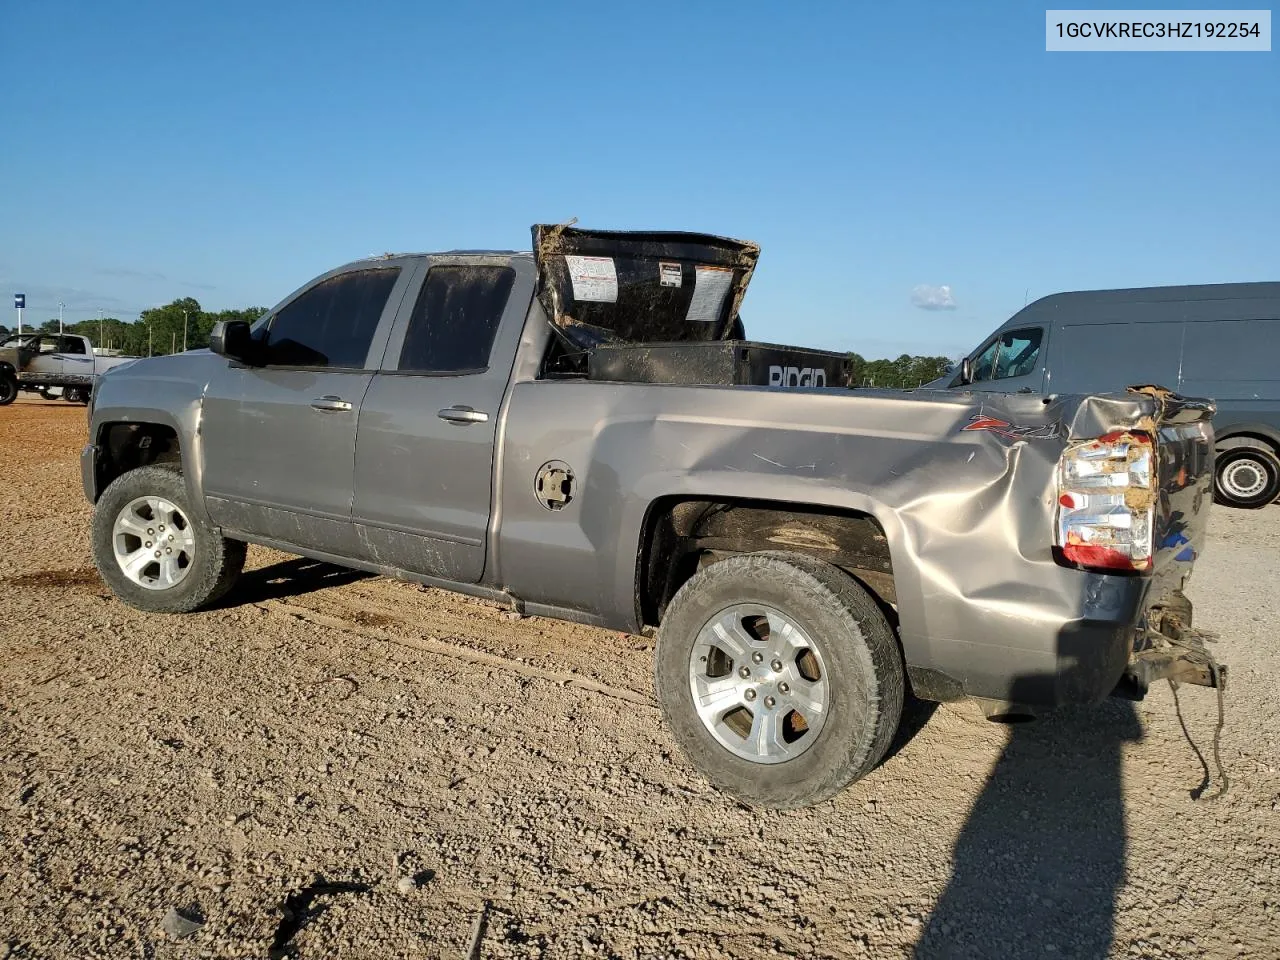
[655, 552, 904, 809]
[1214, 446, 1280, 509]
[92, 465, 246, 612]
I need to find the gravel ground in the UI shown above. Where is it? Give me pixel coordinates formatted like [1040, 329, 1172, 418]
[1, 396, 1278, 959]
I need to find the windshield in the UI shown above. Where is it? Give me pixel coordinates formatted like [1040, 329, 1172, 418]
[1, 334, 38, 348]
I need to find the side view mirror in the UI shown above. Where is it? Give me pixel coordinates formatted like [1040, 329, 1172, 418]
[959, 356, 973, 385]
[210, 320, 257, 364]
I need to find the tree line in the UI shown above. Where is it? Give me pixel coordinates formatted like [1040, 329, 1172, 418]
[0, 298, 266, 356]
[849, 353, 953, 388]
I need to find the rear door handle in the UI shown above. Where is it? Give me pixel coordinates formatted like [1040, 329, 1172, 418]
[437, 405, 489, 425]
[311, 396, 353, 412]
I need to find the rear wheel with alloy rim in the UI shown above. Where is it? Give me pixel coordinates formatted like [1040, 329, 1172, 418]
[655, 551, 904, 809]
[92, 465, 246, 612]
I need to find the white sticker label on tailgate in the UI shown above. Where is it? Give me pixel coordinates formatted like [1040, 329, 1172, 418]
[686, 265, 734, 322]
[659, 262, 682, 287]
[564, 255, 618, 303]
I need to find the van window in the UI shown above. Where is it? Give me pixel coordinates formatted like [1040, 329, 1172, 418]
[971, 328, 1043, 382]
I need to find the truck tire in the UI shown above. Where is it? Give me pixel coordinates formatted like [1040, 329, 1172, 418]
[655, 551, 904, 809]
[1214, 445, 1280, 509]
[65, 387, 90, 404]
[91, 465, 246, 613]
[0, 373, 16, 406]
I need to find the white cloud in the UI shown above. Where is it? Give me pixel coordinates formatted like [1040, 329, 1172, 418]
[911, 284, 957, 311]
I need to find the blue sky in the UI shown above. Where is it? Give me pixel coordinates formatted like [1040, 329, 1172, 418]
[2, 1, 1276, 358]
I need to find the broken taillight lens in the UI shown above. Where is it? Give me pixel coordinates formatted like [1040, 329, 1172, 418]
[1055, 431, 1155, 572]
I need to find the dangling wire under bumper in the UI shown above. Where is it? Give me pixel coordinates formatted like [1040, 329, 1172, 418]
[1114, 597, 1228, 799]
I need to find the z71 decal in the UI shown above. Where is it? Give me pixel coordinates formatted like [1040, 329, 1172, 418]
[961, 414, 1063, 441]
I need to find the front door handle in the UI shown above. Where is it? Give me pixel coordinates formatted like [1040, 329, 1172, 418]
[437, 405, 489, 425]
[311, 396, 353, 412]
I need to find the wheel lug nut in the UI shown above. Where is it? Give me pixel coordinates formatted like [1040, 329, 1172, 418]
[159, 524, 165, 531]
[738, 666, 751, 679]
[147, 528, 154, 536]
[154, 551, 161, 558]
[751, 652, 764, 664]
[764, 695, 776, 709]
[778, 682, 790, 694]
[165, 548, 172, 554]
[744, 689, 757, 702]
[168, 535, 174, 541]
[771, 659, 783, 672]
[145, 541, 152, 548]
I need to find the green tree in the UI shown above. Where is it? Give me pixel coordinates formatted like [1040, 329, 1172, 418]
[138, 297, 204, 355]
[849, 353, 955, 389]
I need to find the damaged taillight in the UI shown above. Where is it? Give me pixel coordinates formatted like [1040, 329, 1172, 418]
[1055, 430, 1155, 572]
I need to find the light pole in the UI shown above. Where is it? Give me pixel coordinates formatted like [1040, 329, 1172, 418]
[183, 310, 188, 352]
[58, 301, 64, 335]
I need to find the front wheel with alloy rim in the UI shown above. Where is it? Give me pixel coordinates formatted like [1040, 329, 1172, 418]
[92, 465, 246, 612]
[655, 552, 904, 809]
[0, 373, 16, 406]
[1214, 445, 1280, 509]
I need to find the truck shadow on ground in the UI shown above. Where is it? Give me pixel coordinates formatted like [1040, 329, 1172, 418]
[217, 557, 372, 607]
[914, 686, 1143, 960]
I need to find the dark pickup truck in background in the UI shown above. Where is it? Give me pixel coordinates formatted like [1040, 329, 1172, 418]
[939, 282, 1280, 509]
[80, 225, 1225, 808]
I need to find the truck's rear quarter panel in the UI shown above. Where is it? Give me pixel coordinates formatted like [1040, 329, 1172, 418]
[494, 379, 1207, 705]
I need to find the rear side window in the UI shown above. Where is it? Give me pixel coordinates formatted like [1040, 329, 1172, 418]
[397, 265, 515, 373]
[264, 268, 400, 368]
[971, 327, 1043, 382]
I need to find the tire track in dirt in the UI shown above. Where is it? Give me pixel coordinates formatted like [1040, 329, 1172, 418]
[258, 598, 656, 709]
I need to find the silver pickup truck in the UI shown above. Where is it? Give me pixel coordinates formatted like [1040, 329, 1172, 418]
[0, 333, 136, 405]
[82, 225, 1224, 808]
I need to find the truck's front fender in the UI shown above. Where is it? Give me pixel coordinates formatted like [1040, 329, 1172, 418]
[85, 354, 221, 521]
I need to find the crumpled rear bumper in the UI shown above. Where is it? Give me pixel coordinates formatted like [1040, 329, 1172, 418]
[1114, 592, 1227, 699]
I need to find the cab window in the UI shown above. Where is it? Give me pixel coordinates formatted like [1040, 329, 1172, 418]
[263, 267, 401, 368]
[398, 266, 515, 373]
[970, 327, 1043, 382]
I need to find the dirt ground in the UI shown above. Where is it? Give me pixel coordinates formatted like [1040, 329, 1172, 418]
[1, 396, 1278, 960]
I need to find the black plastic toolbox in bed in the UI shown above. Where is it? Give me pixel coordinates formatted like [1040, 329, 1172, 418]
[586, 340, 852, 388]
